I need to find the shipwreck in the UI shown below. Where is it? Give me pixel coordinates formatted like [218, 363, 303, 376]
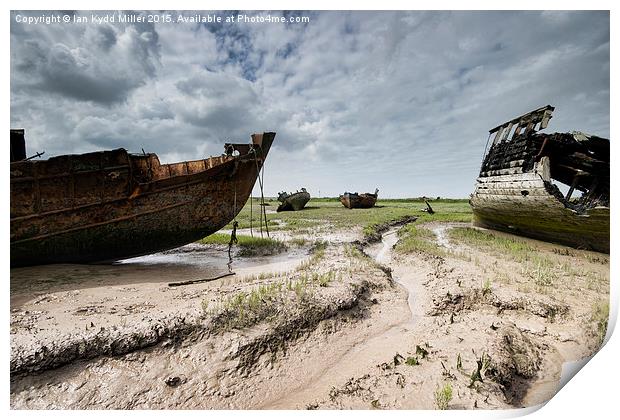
[277, 188, 311, 212]
[470, 105, 609, 253]
[340, 189, 379, 209]
[10, 130, 276, 267]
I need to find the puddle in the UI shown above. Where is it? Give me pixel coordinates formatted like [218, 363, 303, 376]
[11, 241, 309, 310]
[428, 224, 454, 249]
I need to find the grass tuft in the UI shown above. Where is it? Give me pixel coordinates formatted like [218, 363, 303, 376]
[591, 300, 610, 347]
[395, 225, 444, 256]
[434, 382, 453, 410]
[199, 233, 287, 257]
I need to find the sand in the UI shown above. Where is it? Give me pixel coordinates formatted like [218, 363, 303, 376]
[10, 221, 609, 409]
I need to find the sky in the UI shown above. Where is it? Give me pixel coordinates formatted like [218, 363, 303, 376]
[10, 10, 610, 198]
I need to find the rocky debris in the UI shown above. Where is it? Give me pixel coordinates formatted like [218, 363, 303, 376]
[428, 289, 568, 321]
[328, 374, 375, 404]
[164, 375, 187, 387]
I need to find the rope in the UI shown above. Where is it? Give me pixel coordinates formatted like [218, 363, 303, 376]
[252, 148, 268, 238]
[228, 220, 238, 273]
[261, 163, 270, 238]
[250, 189, 253, 237]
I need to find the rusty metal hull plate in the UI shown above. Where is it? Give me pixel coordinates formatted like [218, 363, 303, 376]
[339, 192, 378, 209]
[10, 133, 276, 266]
[277, 191, 311, 212]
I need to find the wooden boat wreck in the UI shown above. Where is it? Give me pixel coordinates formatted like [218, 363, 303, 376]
[470, 105, 609, 253]
[340, 189, 379, 209]
[276, 188, 311, 212]
[10, 130, 276, 267]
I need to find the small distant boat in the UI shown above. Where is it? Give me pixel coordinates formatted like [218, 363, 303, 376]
[340, 189, 379, 209]
[277, 188, 311, 212]
[10, 130, 276, 266]
[470, 105, 609, 253]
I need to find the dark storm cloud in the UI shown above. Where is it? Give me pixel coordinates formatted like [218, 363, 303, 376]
[10, 10, 609, 197]
[11, 11, 160, 105]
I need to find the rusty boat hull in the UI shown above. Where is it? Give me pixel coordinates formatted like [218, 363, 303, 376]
[339, 190, 378, 209]
[277, 190, 311, 212]
[470, 106, 609, 253]
[10, 132, 276, 267]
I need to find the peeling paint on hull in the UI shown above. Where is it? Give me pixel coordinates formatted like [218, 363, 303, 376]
[10, 132, 276, 266]
[340, 190, 378, 209]
[277, 190, 310, 212]
[470, 172, 609, 253]
[470, 106, 609, 253]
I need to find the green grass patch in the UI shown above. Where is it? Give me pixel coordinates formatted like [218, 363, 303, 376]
[204, 282, 284, 330]
[199, 233, 287, 257]
[591, 299, 610, 347]
[395, 224, 444, 256]
[297, 240, 329, 271]
[289, 237, 308, 247]
[448, 227, 535, 259]
[205, 271, 330, 330]
[298, 269, 337, 288]
[434, 382, 453, 410]
[225, 198, 471, 235]
[405, 356, 419, 366]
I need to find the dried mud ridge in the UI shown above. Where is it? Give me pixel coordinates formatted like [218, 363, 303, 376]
[363, 215, 418, 244]
[11, 277, 379, 377]
[428, 287, 569, 321]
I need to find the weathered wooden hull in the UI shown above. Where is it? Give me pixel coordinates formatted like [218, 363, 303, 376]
[10, 133, 275, 266]
[277, 191, 310, 212]
[339, 193, 377, 209]
[471, 106, 609, 253]
[470, 172, 609, 253]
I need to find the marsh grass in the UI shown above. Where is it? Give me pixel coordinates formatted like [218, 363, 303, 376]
[481, 279, 492, 296]
[199, 233, 287, 257]
[206, 269, 331, 330]
[591, 300, 610, 346]
[448, 227, 582, 291]
[448, 227, 535, 260]
[225, 198, 471, 235]
[395, 225, 445, 256]
[434, 382, 453, 410]
[203, 282, 283, 329]
[405, 356, 419, 366]
[297, 240, 329, 271]
[289, 237, 308, 247]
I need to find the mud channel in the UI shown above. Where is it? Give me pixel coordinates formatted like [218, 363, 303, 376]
[10, 220, 609, 409]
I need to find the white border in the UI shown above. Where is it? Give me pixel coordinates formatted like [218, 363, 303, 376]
[3, 2, 616, 420]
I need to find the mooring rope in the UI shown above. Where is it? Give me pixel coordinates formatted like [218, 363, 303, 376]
[252, 148, 269, 238]
[227, 179, 239, 273]
[227, 220, 238, 273]
[261, 163, 270, 238]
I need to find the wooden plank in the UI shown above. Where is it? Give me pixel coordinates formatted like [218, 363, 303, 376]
[476, 172, 542, 183]
[473, 188, 550, 197]
[475, 180, 545, 189]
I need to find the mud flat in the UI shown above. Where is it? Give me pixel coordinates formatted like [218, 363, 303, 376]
[10, 199, 609, 410]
